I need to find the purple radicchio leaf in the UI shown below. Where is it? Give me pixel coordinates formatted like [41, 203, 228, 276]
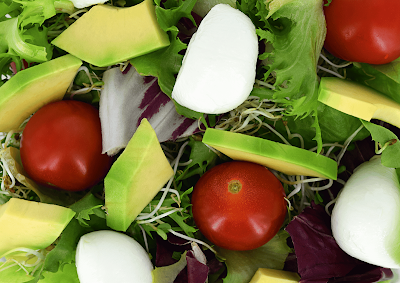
[155, 235, 225, 283]
[156, 235, 192, 267]
[99, 66, 199, 156]
[186, 250, 209, 283]
[285, 203, 393, 283]
[328, 263, 393, 283]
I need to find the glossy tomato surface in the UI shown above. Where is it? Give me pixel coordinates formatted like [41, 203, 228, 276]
[20, 100, 113, 192]
[191, 161, 287, 251]
[323, 0, 400, 64]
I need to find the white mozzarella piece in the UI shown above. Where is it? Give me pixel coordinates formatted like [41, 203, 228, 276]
[331, 156, 400, 269]
[75, 230, 153, 283]
[172, 4, 258, 114]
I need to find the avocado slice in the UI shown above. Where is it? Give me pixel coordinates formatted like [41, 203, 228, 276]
[0, 198, 75, 258]
[51, 0, 170, 67]
[202, 129, 337, 179]
[105, 118, 174, 232]
[0, 54, 82, 132]
[318, 77, 400, 129]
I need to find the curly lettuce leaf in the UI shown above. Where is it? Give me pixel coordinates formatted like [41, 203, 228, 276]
[16, 0, 55, 28]
[39, 263, 79, 283]
[0, 0, 74, 76]
[0, 1, 21, 20]
[239, 0, 326, 151]
[69, 193, 106, 227]
[14, 0, 74, 28]
[0, 18, 49, 62]
[154, 0, 196, 32]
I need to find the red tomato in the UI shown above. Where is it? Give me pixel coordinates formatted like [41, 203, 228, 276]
[323, 0, 400, 64]
[191, 161, 287, 251]
[20, 100, 113, 192]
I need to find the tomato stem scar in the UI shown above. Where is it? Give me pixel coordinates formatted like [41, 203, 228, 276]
[228, 180, 242, 194]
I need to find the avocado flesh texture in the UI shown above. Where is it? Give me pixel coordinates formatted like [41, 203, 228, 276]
[0, 198, 75, 258]
[202, 129, 337, 180]
[105, 118, 174, 232]
[318, 77, 400, 128]
[51, 0, 170, 67]
[0, 54, 82, 132]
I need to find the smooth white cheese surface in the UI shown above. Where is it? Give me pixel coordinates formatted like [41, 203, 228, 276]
[331, 156, 400, 268]
[172, 4, 258, 114]
[75, 230, 153, 283]
[70, 0, 108, 8]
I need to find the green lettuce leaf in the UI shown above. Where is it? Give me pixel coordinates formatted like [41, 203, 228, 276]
[277, 102, 370, 149]
[216, 230, 291, 283]
[239, 0, 326, 152]
[39, 263, 79, 283]
[151, 251, 188, 282]
[361, 120, 400, 168]
[347, 61, 400, 105]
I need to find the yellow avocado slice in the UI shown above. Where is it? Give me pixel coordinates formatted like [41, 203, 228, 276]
[0, 198, 75, 258]
[318, 77, 400, 128]
[105, 118, 174, 232]
[52, 0, 170, 67]
[202, 129, 337, 180]
[0, 54, 82, 132]
[249, 268, 300, 283]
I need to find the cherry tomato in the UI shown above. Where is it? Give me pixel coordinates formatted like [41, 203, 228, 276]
[20, 100, 113, 192]
[323, 0, 400, 65]
[191, 161, 287, 251]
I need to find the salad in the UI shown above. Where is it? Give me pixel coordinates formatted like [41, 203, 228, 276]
[1, 0, 400, 282]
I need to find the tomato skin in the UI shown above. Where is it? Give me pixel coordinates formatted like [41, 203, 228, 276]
[20, 100, 113, 192]
[323, 0, 400, 65]
[191, 161, 287, 251]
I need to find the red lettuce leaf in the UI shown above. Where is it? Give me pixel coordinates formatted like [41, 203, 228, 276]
[186, 250, 209, 283]
[155, 235, 225, 283]
[285, 203, 392, 282]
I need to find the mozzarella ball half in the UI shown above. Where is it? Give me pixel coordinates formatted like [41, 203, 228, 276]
[331, 156, 400, 268]
[171, 4, 258, 114]
[75, 230, 153, 283]
[70, 0, 108, 8]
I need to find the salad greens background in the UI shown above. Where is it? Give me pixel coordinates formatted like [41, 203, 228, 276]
[1, 0, 400, 282]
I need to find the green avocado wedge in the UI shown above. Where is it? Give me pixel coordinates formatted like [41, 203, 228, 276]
[318, 77, 400, 129]
[202, 129, 337, 180]
[105, 118, 174, 232]
[0, 198, 75, 258]
[51, 0, 170, 67]
[0, 54, 82, 132]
